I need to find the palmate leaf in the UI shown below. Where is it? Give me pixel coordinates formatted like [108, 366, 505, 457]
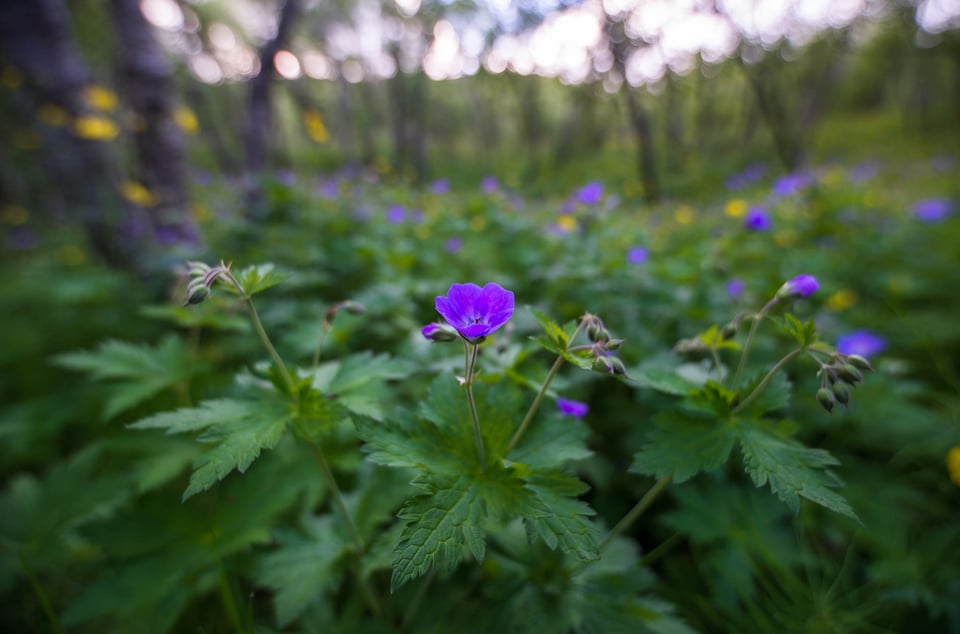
[524, 470, 599, 561]
[53, 335, 205, 419]
[129, 395, 293, 501]
[229, 263, 289, 296]
[528, 306, 594, 370]
[738, 425, 860, 522]
[508, 410, 593, 470]
[630, 409, 738, 483]
[312, 352, 415, 421]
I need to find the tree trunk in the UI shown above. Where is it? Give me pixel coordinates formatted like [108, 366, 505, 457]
[0, 0, 133, 265]
[739, 56, 804, 171]
[110, 0, 197, 244]
[244, 0, 300, 217]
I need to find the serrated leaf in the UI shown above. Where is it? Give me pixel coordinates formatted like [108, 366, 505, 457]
[257, 520, 348, 627]
[528, 306, 571, 348]
[737, 425, 859, 522]
[697, 324, 740, 351]
[129, 399, 257, 434]
[524, 470, 598, 560]
[631, 410, 737, 483]
[631, 366, 701, 396]
[508, 410, 592, 469]
[779, 313, 817, 347]
[53, 335, 204, 419]
[735, 370, 792, 418]
[184, 408, 290, 500]
[231, 263, 288, 296]
[312, 352, 415, 421]
[293, 388, 351, 443]
[392, 475, 486, 591]
[531, 335, 594, 369]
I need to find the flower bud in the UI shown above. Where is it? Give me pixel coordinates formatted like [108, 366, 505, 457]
[183, 285, 209, 306]
[776, 274, 820, 299]
[421, 322, 459, 343]
[832, 382, 850, 405]
[341, 300, 365, 316]
[846, 354, 874, 372]
[605, 338, 625, 351]
[816, 388, 835, 413]
[721, 323, 738, 340]
[837, 363, 863, 385]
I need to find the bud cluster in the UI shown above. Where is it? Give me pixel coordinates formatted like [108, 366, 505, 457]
[184, 260, 232, 306]
[815, 352, 874, 413]
[581, 313, 627, 376]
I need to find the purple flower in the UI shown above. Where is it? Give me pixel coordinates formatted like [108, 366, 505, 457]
[386, 205, 407, 224]
[482, 175, 499, 193]
[627, 246, 648, 265]
[435, 282, 515, 342]
[445, 237, 463, 253]
[575, 181, 604, 205]
[431, 179, 450, 194]
[772, 172, 812, 197]
[557, 398, 589, 418]
[744, 206, 772, 231]
[913, 198, 952, 223]
[778, 274, 819, 299]
[725, 163, 766, 190]
[727, 278, 745, 299]
[318, 179, 339, 199]
[837, 330, 886, 358]
[421, 322, 458, 342]
[848, 161, 880, 183]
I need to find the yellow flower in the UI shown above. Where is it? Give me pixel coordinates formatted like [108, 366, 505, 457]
[60, 245, 86, 266]
[82, 85, 118, 112]
[191, 202, 213, 222]
[674, 205, 695, 225]
[556, 215, 577, 233]
[724, 199, 748, 218]
[825, 289, 858, 311]
[174, 106, 198, 135]
[38, 104, 69, 127]
[470, 215, 487, 232]
[121, 181, 156, 207]
[1, 205, 29, 226]
[947, 446, 960, 486]
[304, 109, 329, 144]
[74, 116, 119, 141]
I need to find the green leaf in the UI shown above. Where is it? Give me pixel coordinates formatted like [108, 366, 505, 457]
[779, 313, 817, 347]
[257, 520, 348, 627]
[53, 335, 204, 419]
[531, 335, 595, 370]
[508, 410, 592, 470]
[631, 409, 738, 483]
[524, 470, 599, 561]
[735, 370, 792, 418]
[392, 475, 487, 592]
[230, 263, 288, 296]
[737, 424, 859, 522]
[631, 366, 701, 396]
[697, 324, 740, 351]
[528, 306, 571, 348]
[313, 352, 416, 421]
[129, 396, 294, 501]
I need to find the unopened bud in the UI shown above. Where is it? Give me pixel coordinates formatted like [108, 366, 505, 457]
[184, 286, 209, 306]
[421, 322, 459, 343]
[341, 301, 365, 316]
[846, 354, 873, 372]
[832, 383, 850, 405]
[837, 363, 863, 385]
[721, 323, 738, 340]
[816, 388, 835, 413]
[605, 338, 625, 351]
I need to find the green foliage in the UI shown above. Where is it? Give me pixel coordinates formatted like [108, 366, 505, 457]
[229, 263, 289, 297]
[53, 335, 205, 419]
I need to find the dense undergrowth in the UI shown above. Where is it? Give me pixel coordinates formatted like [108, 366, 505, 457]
[1, 125, 959, 633]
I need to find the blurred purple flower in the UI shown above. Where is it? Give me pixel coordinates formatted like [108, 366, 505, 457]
[772, 172, 812, 196]
[627, 246, 648, 265]
[576, 181, 604, 205]
[445, 237, 463, 253]
[7, 227, 40, 250]
[431, 179, 450, 195]
[727, 278, 745, 299]
[386, 205, 407, 224]
[155, 226, 184, 246]
[435, 282, 515, 342]
[913, 198, 952, 223]
[318, 179, 339, 199]
[411, 209, 425, 223]
[557, 398, 589, 418]
[725, 163, 766, 190]
[848, 160, 880, 183]
[778, 274, 819, 298]
[560, 199, 576, 214]
[837, 330, 886, 358]
[744, 206, 772, 231]
[276, 169, 296, 186]
[482, 175, 499, 193]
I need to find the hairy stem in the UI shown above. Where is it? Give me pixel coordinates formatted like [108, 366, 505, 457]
[505, 354, 564, 455]
[225, 273, 295, 394]
[732, 347, 802, 415]
[732, 297, 779, 387]
[464, 343, 486, 470]
[308, 441, 382, 617]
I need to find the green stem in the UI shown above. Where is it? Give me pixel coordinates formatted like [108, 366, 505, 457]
[20, 553, 64, 634]
[217, 559, 247, 633]
[598, 475, 673, 552]
[311, 323, 330, 373]
[732, 348, 802, 415]
[307, 441, 382, 617]
[464, 343, 486, 471]
[505, 354, 565, 455]
[225, 274, 295, 394]
[732, 297, 778, 387]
